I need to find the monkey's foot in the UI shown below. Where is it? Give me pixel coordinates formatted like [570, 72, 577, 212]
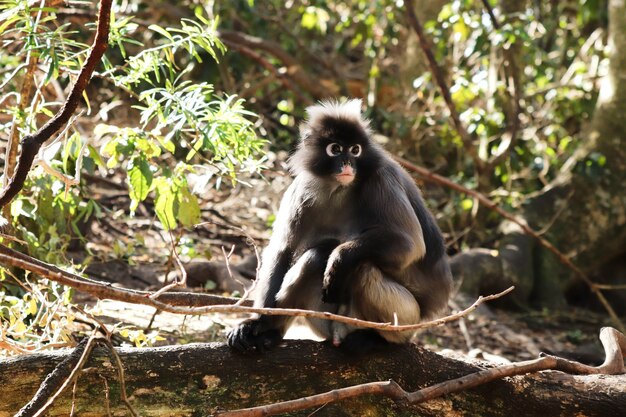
[227, 321, 282, 353]
[337, 329, 389, 355]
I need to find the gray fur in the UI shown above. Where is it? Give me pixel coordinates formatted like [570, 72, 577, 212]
[228, 101, 452, 352]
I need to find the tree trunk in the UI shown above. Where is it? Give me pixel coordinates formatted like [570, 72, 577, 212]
[1, 341, 624, 416]
[453, 0, 626, 311]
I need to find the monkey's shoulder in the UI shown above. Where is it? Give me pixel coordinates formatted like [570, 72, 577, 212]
[359, 162, 419, 202]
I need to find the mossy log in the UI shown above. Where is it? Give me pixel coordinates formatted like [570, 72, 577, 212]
[1, 340, 625, 416]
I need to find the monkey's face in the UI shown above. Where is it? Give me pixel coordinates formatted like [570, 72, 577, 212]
[299, 117, 378, 187]
[324, 142, 361, 185]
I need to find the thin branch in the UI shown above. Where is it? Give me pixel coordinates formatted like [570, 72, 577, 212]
[16, 334, 98, 417]
[217, 380, 408, 417]
[99, 337, 139, 417]
[221, 244, 237, 285]
[222, 39, 313, 105]
[593, 284, 626, 291]
[0, 0, 112, 209]
[404, 0, 481, 169]
[217, 327, 626, 417]
[98, 376, 113, 417]
[0, 243, 513, 333]
[196, 219, 262, 289]
[394, 155, 626, 333]
[150, 230, 188, 299]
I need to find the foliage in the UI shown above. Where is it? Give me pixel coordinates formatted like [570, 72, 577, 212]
[0, 0, 265, 352]
[99, 9, 266, 228]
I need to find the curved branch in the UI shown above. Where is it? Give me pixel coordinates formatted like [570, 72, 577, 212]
[394, 156, 625, 333]
[218, 327, 626, 417]
[0, 243, 512, 333]
[14, 337, 92, 417]
[0, 0, 112, 209]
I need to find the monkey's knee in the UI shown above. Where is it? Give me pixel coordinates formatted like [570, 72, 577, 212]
[352, 264, 421, 343]
[276, 242, 338, 307]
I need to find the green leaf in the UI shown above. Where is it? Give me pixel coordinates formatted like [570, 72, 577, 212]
[149, 24, 174, 42]
[177, 187, 200, 226]
[127, 157, 153, 211]
[155, 180, 177, 230]
[87, 145, 106, 169]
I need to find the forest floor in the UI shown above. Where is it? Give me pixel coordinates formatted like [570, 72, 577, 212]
[69, 153, 611, 368]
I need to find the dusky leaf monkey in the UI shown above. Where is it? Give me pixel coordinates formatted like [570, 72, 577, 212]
[228, 99, 452, 353]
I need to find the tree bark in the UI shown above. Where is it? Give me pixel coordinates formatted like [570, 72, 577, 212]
[1, 341, 624, 417]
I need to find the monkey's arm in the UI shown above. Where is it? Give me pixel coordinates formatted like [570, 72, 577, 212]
[228, 181, 303, 352]
[253, 245, 293, 308]
[322, 169, 426, 303]
[321, 226, 421, 303]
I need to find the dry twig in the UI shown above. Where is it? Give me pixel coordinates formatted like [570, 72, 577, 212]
[394, 156, 625, 333]
[0, 242, 513, 333]
[16, 334, 98, 417]
[217, 327, 626, 417]
[150, 230, 188, 299]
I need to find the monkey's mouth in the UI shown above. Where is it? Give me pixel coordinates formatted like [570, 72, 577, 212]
[335, 173, 355, 185]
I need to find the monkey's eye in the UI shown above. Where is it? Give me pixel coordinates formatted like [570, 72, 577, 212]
[326, 143, 343, 157]
[349, 145, 362, 157]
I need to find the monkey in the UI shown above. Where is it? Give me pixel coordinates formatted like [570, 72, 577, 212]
[228, 99, 452, 353]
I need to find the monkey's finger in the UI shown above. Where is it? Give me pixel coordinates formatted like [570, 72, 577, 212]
[228, 326, 255, 353]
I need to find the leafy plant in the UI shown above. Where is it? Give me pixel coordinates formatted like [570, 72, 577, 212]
[99, 12, 266, 229]
[0, 1, 266, 351]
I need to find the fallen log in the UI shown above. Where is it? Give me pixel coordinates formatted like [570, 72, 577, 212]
[1, 340, 625, 416]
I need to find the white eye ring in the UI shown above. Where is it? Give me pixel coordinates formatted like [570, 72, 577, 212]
[326, 143, 342, 156]
[349, 144, 362, 157]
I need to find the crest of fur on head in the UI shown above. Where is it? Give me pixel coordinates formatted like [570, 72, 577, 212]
[299, 98, 371, 140]
[288, 99, 372, 176]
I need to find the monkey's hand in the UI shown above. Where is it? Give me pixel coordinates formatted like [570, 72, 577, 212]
[322, 247, 354, 304]
[227, 319, 282, 353]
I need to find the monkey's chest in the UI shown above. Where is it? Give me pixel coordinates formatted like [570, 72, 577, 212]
[297, 200, 357, 247]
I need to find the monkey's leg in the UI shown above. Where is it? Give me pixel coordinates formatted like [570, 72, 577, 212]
[334, 263, 421, 350]
[228, 241, 339, 352]
[276, 242, 339, 340]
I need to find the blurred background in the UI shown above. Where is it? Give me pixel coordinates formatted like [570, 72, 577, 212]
[1, 0, 625, 363]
